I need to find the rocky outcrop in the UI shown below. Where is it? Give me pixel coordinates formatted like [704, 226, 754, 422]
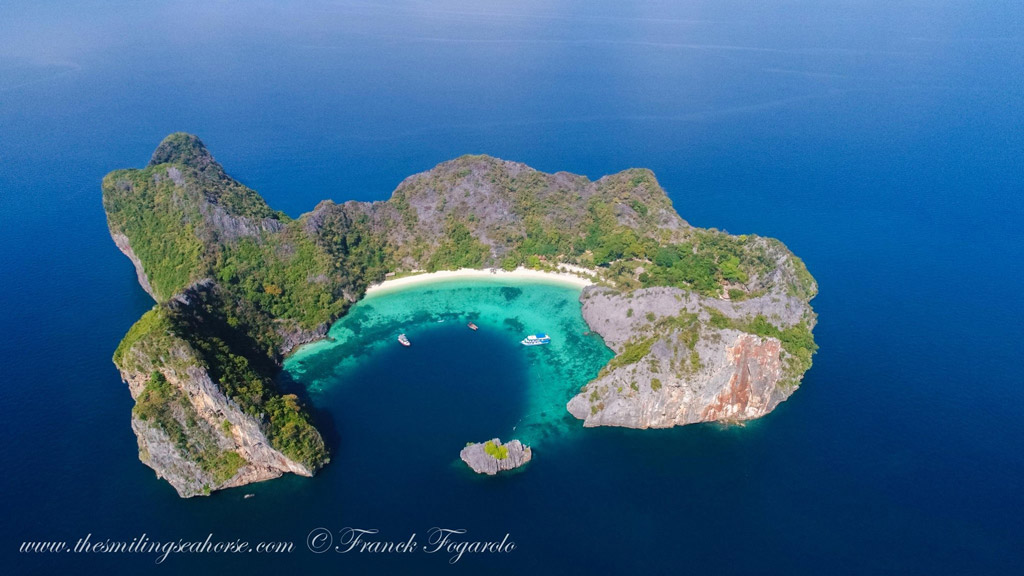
[460, 439, 532, 475]
[277, 322, 330, 356]
[198, 201, 285, 241]
[567, 282, 815, 429]
[119, 330, 312, 497]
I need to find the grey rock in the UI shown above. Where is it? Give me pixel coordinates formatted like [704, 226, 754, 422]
[568, 262, 816, 429]
[198, 201, 284, 241]
[120, 333, 312, 498]
[460, 439, 532, 475]
[109, 232, 156, 301]
[278, 322, 329, 356]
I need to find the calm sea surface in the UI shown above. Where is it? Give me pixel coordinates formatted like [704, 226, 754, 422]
[1, 1, 1022, 573]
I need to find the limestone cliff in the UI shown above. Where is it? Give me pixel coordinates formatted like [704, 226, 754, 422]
[567, 279, 816, 428]
[119, 324, 312, 497]
[109, 232, 156, 300]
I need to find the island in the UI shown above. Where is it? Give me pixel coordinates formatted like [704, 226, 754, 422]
[103, 133, 817, 496]
[460, 439, 533, 475]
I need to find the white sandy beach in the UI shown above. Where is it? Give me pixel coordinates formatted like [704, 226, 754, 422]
[364, 265, 596, 295]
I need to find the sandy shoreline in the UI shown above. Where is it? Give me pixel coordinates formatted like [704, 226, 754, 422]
[364, 266, 595, 296]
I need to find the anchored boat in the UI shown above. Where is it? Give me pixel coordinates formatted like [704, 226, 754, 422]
[397, 333, 411, 347]
[467, 322, 479, 331]
[521, 333, 551, 346]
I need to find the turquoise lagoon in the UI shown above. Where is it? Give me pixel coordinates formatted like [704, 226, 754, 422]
[284, 277, 614, 448]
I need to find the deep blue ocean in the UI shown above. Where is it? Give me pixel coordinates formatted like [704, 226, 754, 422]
[2, 1, 1022, 574]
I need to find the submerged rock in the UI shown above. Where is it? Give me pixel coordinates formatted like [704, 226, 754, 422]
[460, 439, 532, 475]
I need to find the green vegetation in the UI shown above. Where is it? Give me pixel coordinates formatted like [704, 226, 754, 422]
[637, 231, 773, 296]
[425, 217, 489, 272]
[493, 180, 792, 297]
[651, 378, 662, 391]
[313, 207, 392, 296]
[786, 251, 818, 300]
[102, 170, 206, 300]
[148, 133, 278, 220]
[658, 312, 701, 351]
[264, 394, 327, 468]
[377, 152, 815, 308]
[608, 337, 655, 370]
[114, 293, 328, 472]
[214, 230, 345, 330]
[104, 138, 355, 332]
[483, 440, 509, 460]
[706, 308, 818, 385]
[113, 308, 174, 369]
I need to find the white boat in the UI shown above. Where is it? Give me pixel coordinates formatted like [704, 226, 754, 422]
[397, 333, 411, 347]
[521, 334, 551, 346]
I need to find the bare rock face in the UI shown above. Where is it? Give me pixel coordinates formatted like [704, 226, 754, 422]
[119, 328, 312, 498]
[277, 322, 329, 356]
[567, 280, 815, 429]
[198, 200, 285, 241]
[109, 232, 157, 301]
[567, 329, 788, 428]
[460, 439, 532, 475]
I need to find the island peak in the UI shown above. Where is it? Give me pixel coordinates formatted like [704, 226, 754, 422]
[148, 132, 216, 170]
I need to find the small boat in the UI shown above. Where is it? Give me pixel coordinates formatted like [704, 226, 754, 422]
[521, 334, 551, 346]
[244, 494, 255, 499]
[397, 333, 411, 347]
[467, 322, 479, 331]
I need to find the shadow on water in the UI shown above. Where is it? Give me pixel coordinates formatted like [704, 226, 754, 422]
[276, 369, 343, 453]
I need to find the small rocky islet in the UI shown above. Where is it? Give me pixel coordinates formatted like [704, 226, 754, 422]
[103, 133, 817, 496]
[460, 439, 532, 475]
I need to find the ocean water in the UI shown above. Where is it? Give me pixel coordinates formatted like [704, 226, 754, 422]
[2, 1, 1023, 574]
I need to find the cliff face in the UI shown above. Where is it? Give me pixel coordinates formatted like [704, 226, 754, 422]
[105, 133, 817, 494]
[121, 334, 311, 497]
[111, 285, 323, 497]
[109, 232, 156, 300]
[567, 282, 815, 428]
